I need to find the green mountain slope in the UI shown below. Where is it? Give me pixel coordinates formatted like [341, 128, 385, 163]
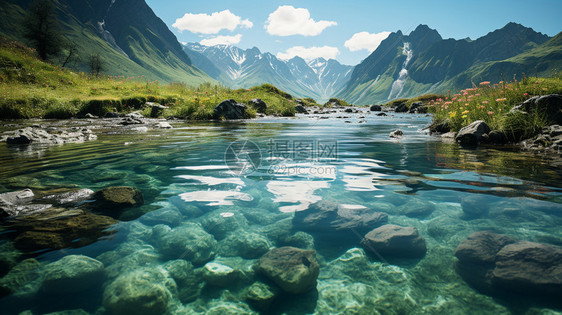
[338, 23, 556, 105]
[0, 0, 213, 85]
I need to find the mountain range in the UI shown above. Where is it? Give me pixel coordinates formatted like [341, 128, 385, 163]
[0, 0, 212, 84]
[337, 23, 561, 104]
[184, 43, 353, 102]
[0, 0, 560, 105]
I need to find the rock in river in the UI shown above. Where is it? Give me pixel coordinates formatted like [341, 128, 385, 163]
[255, 246, 319, 294]
[455, 120, 491, 147]
[361, 224, 427, 259]
[41, 255, 105, 294]
[4, 127, 96, 145]
[94, 186, 144, 209]
[213, 99, 247, 119]
[292, 200, 388, 239]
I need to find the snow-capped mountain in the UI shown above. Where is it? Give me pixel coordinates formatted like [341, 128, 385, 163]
[184, 43, 353, 101]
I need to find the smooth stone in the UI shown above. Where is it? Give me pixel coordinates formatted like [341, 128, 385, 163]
[455, 120, 491, 147]
[292, 200, 388, 237]
[255, 246, 319, 294]
[139, 208, 182, 227]
[361, 224, 427, 259]
[155, 222, 217, 266]
[103, 268, 175, 315]
[200, 211, 249, 240]
[36, 188, 94, 205]
[162, 260, 201, 303]
[245, 282, 278, 311]
[41, 255, 105, 294]
[202, 262, 237, 287]
[0, 259, 41, 297]
[94, 186, 144, 208]
[213, 99, 247, 119]
[218, 230, 271, 259]
[492, 241, 562, 296]
[154, 121, 173, 129]
[397, 198, 435, 218]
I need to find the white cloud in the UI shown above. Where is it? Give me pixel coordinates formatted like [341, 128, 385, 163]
[344, 31, 391, 52]
[265, 6, 337, 36]
[173, 10, 253, 34]
[200, 34, 242, 46]
[277, 46, 340, 61]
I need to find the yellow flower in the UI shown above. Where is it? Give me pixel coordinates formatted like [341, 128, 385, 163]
[462, 115, 468, 119]
[462, 110, 469, 114]
[449, 112, 457, 118]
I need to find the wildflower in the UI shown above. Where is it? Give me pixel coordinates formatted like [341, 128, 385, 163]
[462, 110, 469, 114]
[482, 101, 489, 104]
[542, 88, 548, 91]
[487, 111, 494, 115]
[523, 93, 528, 96]
[496, 98, 507, 102]
[462, 115, 468, 119]
[479, 106, 485, 109]
[479, 81, 490, 86]
[449, 112, 457, 118]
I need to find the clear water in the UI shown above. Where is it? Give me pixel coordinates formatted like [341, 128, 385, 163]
[1, 113, 561, 314]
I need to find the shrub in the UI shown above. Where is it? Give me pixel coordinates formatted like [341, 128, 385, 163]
[44, 100, 79, 119]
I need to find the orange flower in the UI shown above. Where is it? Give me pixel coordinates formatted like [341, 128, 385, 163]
[496, 98, 507, 102]
[479, 81, 490, 86]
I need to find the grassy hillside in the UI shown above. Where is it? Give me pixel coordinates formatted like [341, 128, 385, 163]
[0, 39, 296, 119]
[0, 0, 213, 85]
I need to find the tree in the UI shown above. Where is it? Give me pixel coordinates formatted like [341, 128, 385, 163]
[61, 41, 79, 68]
[89, 53, 103, 76]
[23, 0, 63, 61]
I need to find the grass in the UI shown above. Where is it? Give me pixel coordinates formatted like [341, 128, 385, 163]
[429, 76, 562, 135]
[0, 39, 297, 119]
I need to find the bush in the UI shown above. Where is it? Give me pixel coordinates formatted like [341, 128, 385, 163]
[44, 100, 79, 119]
[500, 108, 548, 141]
[0, 99, 32, 119]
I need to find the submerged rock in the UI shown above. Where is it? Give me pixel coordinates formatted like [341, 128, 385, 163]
[202, 262, 238, 287]
[41, 255, 105, 294]
[255, 246, 319, 294]
[461, 195, 490, 219]
[455, 120, 491, 147]
[0, 259, 41, 297]
[103, 268, 175, 315]
[292, 200, 388, 239]
[154, 121, 173, 129]
[162, 260, 201, 303]
[218, 230, 271, 259]
[213, 99, 247, 119]
[397, 198, 435, 218]
[94, 186, 144, 209]
[155, 222, 217, 265]
[36, 188, 94, 205]
[245, 281, 278, 311]
[0, 189, 36, 218]
[361, 224, 427, 259]
[455, 231, 562, 303]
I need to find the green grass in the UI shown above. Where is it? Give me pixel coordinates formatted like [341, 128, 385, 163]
[0, 39, 297, 119]
[429, 75, 562, 137]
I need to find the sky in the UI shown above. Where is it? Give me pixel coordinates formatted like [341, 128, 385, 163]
[145, 0, 562, 66]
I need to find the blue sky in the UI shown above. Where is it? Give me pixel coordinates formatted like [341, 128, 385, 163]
[146, 0, 562, 65]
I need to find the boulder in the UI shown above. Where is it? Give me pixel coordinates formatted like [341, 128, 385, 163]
[41, 255, 105, 294]
[492, 241, 562, 295]
[455, 231, 562, 301]
[9, 209, 117, 252]
[513, 94, 562, 125]
[162, 259, 201, 303]
[155, 223, 217, 265]
[292, 200, 388, 238]
[103, 268, 175, 315]
[255, 247, 319, 294]
[295, 105, 308, 114]
[408, 102, 427, 113]
[370, 105, 382, 111]
[94, 186, 144, 209]
[202, 262, 238, 287]
[249, 98, 267, 113]
[213, 99, 247, 119]
[218, 230, 271, 259]
[397, 198, 435, 218]
[154, 121, 173, 129]
[0, 259, 41, 297]
[394, 103, 408, 113]
[0, 189, 35, 218]
[389, 129, 403, 138]
[377, 112, 387, 117]
[121, 117, 143, 125]
[455, 120, 491, 147]
[148, 102, 167, 118]
[361, 224, 427, 259]
[344, 108, 354, 113]
[487, 130, 508, 144]
[429, 120, 451, 134]
[104, 112, 119, 118]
